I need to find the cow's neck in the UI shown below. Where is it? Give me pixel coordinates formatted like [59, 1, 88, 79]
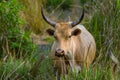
[66, 36, 85, 73]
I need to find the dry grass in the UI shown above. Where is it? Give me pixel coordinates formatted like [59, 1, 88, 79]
[19, 0, 47, 34]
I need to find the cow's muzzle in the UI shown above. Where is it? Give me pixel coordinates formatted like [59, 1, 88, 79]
[55, 49, 65, 57]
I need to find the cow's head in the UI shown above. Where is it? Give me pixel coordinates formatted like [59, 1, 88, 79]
[41, 9, 84, 57]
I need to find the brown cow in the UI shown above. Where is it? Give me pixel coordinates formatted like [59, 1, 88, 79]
[41, 9, 96, 80]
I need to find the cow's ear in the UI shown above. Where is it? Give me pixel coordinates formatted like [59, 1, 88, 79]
[46, 28, 54, 36]
[72, 28, 81, 36]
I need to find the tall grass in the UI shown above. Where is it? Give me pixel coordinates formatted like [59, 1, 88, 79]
[86, 0, 120, 59]
[0, 0, 120, 80]
[19, 0, 47, 34]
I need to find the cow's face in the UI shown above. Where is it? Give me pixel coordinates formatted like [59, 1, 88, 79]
[46, 23, 81, 57]
[41, 8, 84, 57]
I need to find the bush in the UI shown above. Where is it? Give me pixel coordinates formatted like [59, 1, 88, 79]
[0, 0, 36, 59]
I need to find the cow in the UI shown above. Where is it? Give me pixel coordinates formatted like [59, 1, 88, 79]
[41, 8, 96, 80]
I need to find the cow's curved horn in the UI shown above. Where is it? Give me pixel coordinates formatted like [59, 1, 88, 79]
[41, 8, 56, 27]
[71, 9, 84, 27]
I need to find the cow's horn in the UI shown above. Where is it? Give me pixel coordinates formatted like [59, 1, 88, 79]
[41, 8, 56, 27]
[71, 9, 84, 27]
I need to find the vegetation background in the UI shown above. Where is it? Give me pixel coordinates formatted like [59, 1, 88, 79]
[0, 0, 120, 80]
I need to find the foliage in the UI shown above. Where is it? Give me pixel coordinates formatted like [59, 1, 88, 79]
[0, 0, 36, 59]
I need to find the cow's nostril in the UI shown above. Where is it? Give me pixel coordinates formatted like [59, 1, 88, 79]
[55, 49, 65, 57]
[61, 50, 64, 53]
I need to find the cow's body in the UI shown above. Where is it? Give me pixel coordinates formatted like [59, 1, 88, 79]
[41, 8, 96, 80]
[50, 24, 96, 79]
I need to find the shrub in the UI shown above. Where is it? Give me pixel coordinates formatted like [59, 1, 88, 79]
[0, 0, 36, 59]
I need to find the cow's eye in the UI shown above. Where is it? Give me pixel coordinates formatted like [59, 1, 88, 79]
[54, 35, 57, 39]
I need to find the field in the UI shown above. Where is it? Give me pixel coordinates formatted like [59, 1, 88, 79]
[0, 0, 120, 80]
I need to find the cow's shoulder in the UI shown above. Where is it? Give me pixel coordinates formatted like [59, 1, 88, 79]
[75, 24, 87, 32]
